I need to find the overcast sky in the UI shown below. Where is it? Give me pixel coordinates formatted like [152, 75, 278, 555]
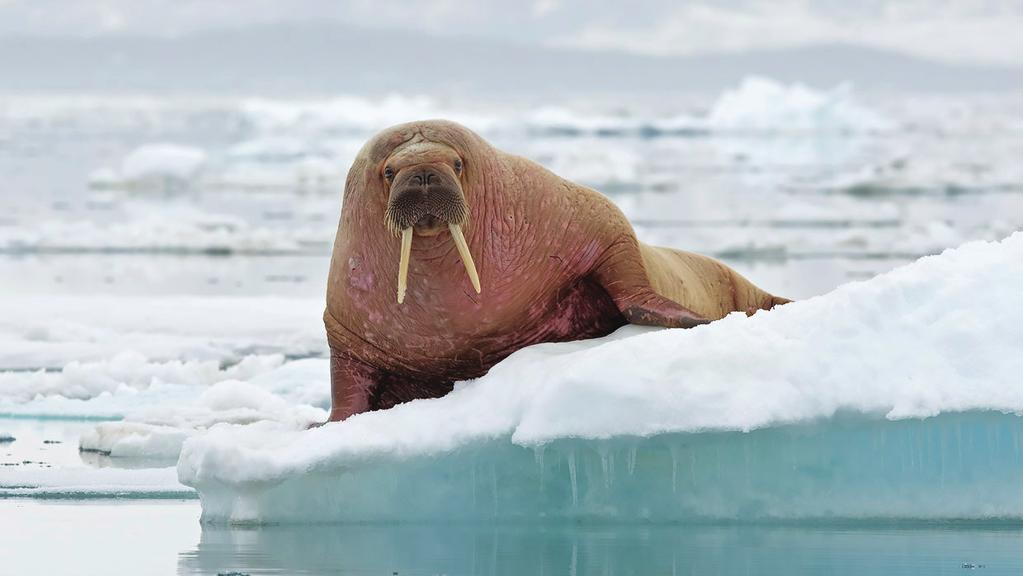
[1, 0, 1021, 66]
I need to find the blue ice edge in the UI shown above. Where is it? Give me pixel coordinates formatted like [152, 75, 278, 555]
[193, 411, 1023, 524]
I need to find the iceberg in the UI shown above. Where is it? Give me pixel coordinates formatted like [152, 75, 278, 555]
[180, 232, 1023, 523]
[708, 76, 892, 134]
[120, 144, 206, 182]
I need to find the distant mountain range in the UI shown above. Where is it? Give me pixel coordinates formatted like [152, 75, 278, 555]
[2, 23, 1021, 95]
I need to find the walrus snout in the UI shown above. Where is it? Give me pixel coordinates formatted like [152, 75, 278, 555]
[386, 162, 480, 304]
[384, 164, 468, 235]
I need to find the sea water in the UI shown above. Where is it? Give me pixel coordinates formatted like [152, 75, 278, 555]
[4, 499, 1023, 575]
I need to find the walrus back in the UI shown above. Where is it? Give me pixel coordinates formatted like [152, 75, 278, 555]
[638, 244, 789, 320]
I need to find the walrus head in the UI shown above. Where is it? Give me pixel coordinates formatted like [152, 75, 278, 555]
[379, 136, 480, 304]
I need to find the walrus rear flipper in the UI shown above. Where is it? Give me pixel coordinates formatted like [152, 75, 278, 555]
[592, 244, 710, 329]
[617, 291, 710, 329]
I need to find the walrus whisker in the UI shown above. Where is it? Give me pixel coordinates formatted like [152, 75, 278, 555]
[397, 227, 413, 303]
[448, 223, 481, 294]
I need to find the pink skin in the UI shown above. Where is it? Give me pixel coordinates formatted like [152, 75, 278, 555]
[323, 121, 707, 422]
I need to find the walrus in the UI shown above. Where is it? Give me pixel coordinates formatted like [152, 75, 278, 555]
[324, 120, 789, 421]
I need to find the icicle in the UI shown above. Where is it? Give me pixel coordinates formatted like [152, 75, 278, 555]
[491, 462, 498, 518]
[471, 461, 477, 509]
[608, 450, 615, 489]
[568, 450, 579, 508]
[743, 434, 752, 490]
[690, 450, 697, 486]
[534, 444, 546, 492]
[1014, 425, 1021, 461]
[599, 445, 611, 491]
[669, 444, 679, 494]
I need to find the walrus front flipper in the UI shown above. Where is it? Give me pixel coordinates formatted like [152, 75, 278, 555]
[326, 345, 457, 422]
[327, 347, 380, 422]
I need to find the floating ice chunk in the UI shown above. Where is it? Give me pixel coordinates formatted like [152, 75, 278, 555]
[76, 385, 323, 459]
[0, 294, 325, 371]
[180, 232, 1023, 522]
[228, 137, 317, 161]
[0, 466, 192, 499]
[0, 382, 203, 420]
[239, 95, 501, 135]
[246, 358, 330, 409]
[65, 360, 327, 460]
[0, 352, 285, 406]
[0, 205, 322, 255]
[120, 143, 207, 183]
[517, 106, 707, 137]
[524, 107, 647, 136]
[708, 76, 892, 133]
[79, 422, 190, 460]
[86, 167, 122, 190]
[167, 379, 324, 430]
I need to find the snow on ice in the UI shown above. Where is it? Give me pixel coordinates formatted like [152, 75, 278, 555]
[177, 232, 1023, 523]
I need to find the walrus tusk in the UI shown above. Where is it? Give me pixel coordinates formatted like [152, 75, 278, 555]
[397, 227, 413, 304]
[448, 223, 481, 294]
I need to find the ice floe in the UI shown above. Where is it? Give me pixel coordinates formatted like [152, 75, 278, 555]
[177, 232, 1023, 523]
[78, 378, 325, 459]
[0, 466, 191, 499]
[12, 79, 1011, 262]
[0, 294, 325, 370]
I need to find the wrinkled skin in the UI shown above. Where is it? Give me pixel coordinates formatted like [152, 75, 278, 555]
[324, 120, 789, 421]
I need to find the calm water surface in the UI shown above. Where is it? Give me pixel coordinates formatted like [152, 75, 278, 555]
[2, 500, 1023, 575]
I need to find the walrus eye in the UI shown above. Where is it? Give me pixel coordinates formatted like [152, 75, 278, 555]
[384, 167, 395, 182]
[454, 159, 463, 175]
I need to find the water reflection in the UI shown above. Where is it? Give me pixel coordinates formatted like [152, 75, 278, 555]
[180, 523, 1023, 576]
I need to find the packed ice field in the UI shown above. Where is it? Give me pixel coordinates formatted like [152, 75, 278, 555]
[1, 77, 1022, 523]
